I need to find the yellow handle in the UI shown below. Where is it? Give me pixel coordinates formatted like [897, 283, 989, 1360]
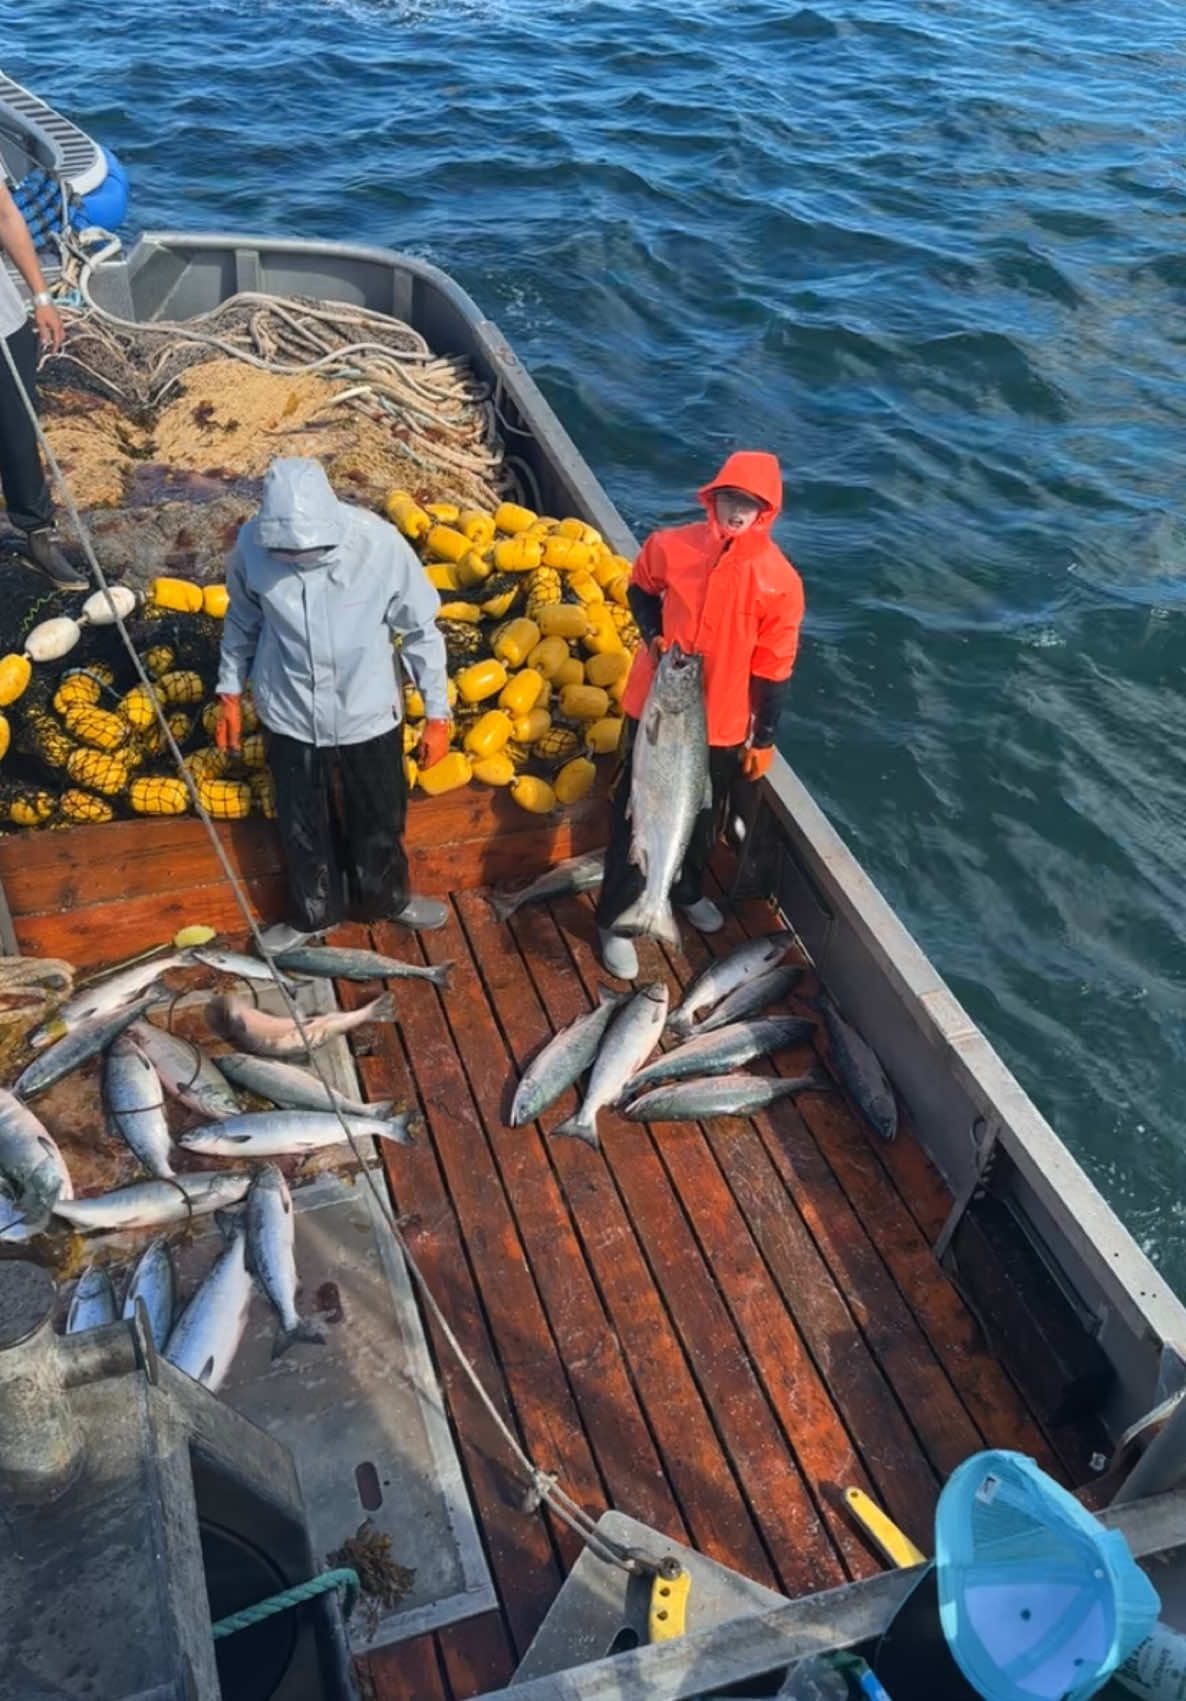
[844, 1487, 926, 1568]
[648, 1568, 690, 1641]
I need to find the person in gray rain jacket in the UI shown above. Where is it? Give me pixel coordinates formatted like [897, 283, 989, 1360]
[215, 456, 452, 949]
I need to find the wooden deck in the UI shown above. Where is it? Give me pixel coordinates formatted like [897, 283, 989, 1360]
[0, 800, 1084, 1699]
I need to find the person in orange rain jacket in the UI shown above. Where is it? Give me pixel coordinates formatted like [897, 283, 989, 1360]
[595, 450, 804, 980]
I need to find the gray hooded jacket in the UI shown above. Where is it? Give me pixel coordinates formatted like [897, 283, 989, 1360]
[216, 458, 448, 745]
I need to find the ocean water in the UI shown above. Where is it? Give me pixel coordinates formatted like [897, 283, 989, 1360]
[8, 0, 1186, 1288]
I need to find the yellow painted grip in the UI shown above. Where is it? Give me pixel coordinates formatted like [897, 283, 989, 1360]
[648, 1568, 690, 1642]
[843, 1487, 926, 1567]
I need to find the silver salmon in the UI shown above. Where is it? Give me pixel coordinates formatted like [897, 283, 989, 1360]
[693, 962, 803, 1035]
[122, 1236, 175, 1351]
[668, 930, 796, 1038]
[180, 1107, 413, 1158]
[487, 851, 605, 923]
[622, 1069, 830, 1123]
[624, 1015, 816, 1094]
[52, 1171, 251, 1233]
[187, 946, 301, 995]
[105, 1034, 175, 1178]
[213, 1052, 394, 1119]
[205, 991, 395, 1060]
[612, 647, 709, 948]
[66, 1265, 118, 1334]
[554, 981, 668, 1148]
[128, 1021, 244, 1121]
[274, 944, 451, 989]
[0, 1088, 73, 1225]
[16, 988, 167, 1099]
[509, 986, 629, 1126]
[164, 1226, 253, 1393]
[245, 1164, 325, 1356]
[817, 995, 898, 1141]
[30, 954, 181, 1048]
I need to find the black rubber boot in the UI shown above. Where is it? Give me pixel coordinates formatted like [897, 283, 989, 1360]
[23, 527, 88, 590]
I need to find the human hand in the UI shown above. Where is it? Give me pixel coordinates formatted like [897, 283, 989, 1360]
[215, 693, 242, 753]
[34, 303, 63, 356]
[742, 744, 774, 782]
[418, 718, 450, 769]
[649, 634, 670, 662]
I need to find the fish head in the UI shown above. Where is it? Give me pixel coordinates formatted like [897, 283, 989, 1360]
[653, 644, 705, 712]
[249, 1162, 287, 1198]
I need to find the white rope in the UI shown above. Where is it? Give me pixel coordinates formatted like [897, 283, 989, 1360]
[0, 328, 654, 1579]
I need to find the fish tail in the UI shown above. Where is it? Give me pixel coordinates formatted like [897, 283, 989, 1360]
[368, 1098, 394, 1118]
[378, 1111, 416, 1145]
[612, 893, 679, 948]
[428, 961, 453, 990]
[486, 892, 516, 923]
[552, 1113, 600, 1148]
[272, 1317, 326, 1359]
[796, 1067, 834, 1095]
[369, 992, 397, 1024]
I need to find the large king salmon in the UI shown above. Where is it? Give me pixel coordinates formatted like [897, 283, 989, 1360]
[613, 646, 709, 948]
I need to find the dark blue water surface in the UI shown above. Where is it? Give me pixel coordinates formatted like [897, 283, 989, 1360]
[8, 0, 1186, 1287]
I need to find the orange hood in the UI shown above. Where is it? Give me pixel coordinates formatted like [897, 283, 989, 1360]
[698, 451, 783, 532]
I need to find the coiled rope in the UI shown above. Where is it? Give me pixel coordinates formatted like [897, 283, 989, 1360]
[46, 224, 519, 506]
[0, 322, 664, 1582]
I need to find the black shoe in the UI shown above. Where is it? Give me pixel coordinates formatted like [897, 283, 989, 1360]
[23, 528, 88, 591]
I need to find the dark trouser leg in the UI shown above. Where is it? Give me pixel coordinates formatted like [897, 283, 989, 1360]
[594, 718, 643, 931]
[337, 728, 409, 922]
[671, 743, 743, 907]
[266, 730, 345, 933]
[0, 323, 52, 533]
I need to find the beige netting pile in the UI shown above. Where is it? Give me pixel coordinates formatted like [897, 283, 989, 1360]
[38, 293, 519, 519]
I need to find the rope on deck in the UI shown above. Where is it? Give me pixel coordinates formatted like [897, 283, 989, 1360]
[211, 1567, 359, 1641]
[0, 299, 665, 1584]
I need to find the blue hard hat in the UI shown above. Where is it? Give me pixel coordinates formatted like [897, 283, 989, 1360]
[934, 1451, 1160, 1701]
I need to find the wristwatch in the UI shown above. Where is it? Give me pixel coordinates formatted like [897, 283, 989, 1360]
[32, 291, 52, 309]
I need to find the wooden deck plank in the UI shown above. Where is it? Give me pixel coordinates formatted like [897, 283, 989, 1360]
[7, 875, 288, 970]
[433, 891, 689, 1544]
[658, 907, 988, 1482]
[0, 817, 283, 915]
[503, 898, 781, 1591]
[569, 924, 898, 1574]
[334, 961, 565, 1659]
[435, 1612, 518, 1700]
[366, 919, 611, 1573]
[0, 788, 611, 919]
[365, 1632, 448, 1701]
[549, 893, 852, 1597]
[716, 896, 1065, 1477]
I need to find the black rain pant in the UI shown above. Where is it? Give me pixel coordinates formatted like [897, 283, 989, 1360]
[595, 716, 742, 931]
[0, 322, 52, 534]
[267, 727, 408, 934]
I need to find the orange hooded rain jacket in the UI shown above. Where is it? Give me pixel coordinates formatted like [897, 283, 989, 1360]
[621, 451, 804, 747]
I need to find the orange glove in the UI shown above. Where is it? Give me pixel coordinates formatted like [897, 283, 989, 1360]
[418, 718, 450, 769]
[215, 693, 242, 753]
[742, 744, 774, 782]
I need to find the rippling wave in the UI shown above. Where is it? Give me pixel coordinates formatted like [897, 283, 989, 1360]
[8, 0, 1186, 1286]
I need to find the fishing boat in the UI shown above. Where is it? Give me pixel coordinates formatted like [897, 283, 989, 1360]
[0, 82, 1183, 1701]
